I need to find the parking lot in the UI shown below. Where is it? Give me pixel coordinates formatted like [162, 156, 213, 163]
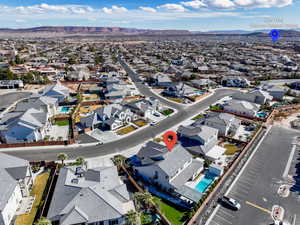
[206, 126, 300, 225]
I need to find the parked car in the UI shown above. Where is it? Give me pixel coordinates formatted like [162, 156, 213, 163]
[96, 141, 103, 145]
[150, 121, 158, 126]
[219, 196, 241, 210]
[153, 112, 160, 117]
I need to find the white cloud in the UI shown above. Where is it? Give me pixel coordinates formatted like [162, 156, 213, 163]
[102, 5, 128, 14]
[139, 7, 157, 12]
[15, 19, 26, 23]
[205, 0, 236, 9]
[14, 4, 94, 15]
[181, 0, 206, 8]
[233, 0, 293, 8]
[158, 3, 187, 12]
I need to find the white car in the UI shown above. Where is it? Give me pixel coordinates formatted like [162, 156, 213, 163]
[150, 121, 158, 126]
[221, 196, 241, 210]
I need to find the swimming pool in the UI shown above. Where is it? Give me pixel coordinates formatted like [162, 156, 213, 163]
[256, 112, 267, 118]
[194, 172, 216, 193]
[60, 106, 70, 113]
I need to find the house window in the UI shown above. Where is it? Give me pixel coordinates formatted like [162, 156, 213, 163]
[109, 219, 118, 225]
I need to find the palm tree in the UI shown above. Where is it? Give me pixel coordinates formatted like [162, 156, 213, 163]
[134, 192, 153, 210]
[76, 157, 86, 167]
[34, 217, 52, 225]
[125, 210, 139, 225]
[112, 155, 126, 170]
[57, 153, 68, 165]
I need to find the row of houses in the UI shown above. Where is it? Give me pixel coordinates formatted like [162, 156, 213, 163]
[0, 152, 135, 225]
[0, 82, 71, 144]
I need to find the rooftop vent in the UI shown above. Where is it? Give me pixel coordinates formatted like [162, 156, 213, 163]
[71, 178, 79, 184]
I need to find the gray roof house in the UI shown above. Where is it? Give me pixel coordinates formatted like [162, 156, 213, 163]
[47, 165, 135, 225]
[232, 89, 273, 104]
[222, 99, 260, 118]
[193, 112, 241, 136]
[124, 97, 160, 117]
[43, 82, 70, 103]
[134, 141, 203, 203]
[177, 125, 219, 156]
[0, 107, 49, 144]
[190, 79, 216, 89]
[153, 73, 173, 87]
[0, 153, 33, 225]
[221, 76, 250, 88]
[78, 104, 137, 131]
[257, 84, 287, 100]
[163, 83, 198, 98]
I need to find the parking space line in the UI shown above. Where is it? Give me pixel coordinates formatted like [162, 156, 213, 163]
[245, 201, 271, 214]
[215, 214, 233, 224]
[218, 209, 235, 218]
[209, 220, 220, 225]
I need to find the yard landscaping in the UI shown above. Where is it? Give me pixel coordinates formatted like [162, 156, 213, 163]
[116, 125, 137, 135]
[161, 108, 174, 116]
[224, 144, 239, 155]
[166, 97, 184, 103]
[54, 120, 69, 126]
[15, 172, 50, 225]
[192, 114, 204, 120]
[153, 197, 186, 225]
[133, 120, 148, 127]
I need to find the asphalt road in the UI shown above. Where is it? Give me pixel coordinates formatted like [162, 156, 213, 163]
[119, 57, 185, 110]
[3, 88, 239, 161]
[206, 126, 300, 225]
[0, 91, 32, 108]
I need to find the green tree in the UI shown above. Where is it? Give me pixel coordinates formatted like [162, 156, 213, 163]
[34, 217, 52, 225]
[68, 56, 77, 65]
[57, 153, 68, 165]
[75, 157, 86, 167]
[0, 69, 17, 80]
[112, 155, 126, 170]
[125, 210, 139, 225]
[94, 55, 104, 65]
[15, 55, 23, 64]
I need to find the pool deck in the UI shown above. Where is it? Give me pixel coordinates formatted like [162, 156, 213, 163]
[185, 174, 205, 189]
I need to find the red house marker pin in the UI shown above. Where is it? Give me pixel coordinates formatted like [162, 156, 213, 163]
[163, 131, 177, 152]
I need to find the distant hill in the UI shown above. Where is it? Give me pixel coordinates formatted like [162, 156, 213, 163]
[0, 26, 191, 35]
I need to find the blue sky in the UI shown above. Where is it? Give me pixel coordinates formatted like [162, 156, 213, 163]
[0, 0, 299, 31]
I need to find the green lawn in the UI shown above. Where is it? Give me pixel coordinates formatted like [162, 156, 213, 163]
[161, 108, 174, 116]
[192, 114, 204, 120]
[54, 120, 69, 126]
[153, 197, 186, 225]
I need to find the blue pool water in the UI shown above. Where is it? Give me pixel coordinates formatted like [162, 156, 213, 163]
[256, 112, 267, 118]
[194, 172, 216, 193]
[60, 106, 70, 113]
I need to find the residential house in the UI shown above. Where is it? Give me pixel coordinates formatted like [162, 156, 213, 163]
[177, 125, 225, 160]
[162, 83, 198, 98]
[231, 89, 273, 104]
[0, 94, 58, 143]
[221, 76, 250, 88]
[133, 141, 203, 204]
[43, 82, 70, 103]
[0, 80, 24, 89]
[222, 99, 260, 118]
[190, 79, 216, 89]
[47, 165, 135, 225]
[153, 73, 173, 87]
[78, 104, 137, 131]
[124, 97, 160, 117]
[257, 84, 287, 100]
[192, 112, 241, 136]
[0, 153, 34, 225]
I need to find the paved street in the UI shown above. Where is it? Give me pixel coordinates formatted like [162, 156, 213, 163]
[3, 88, 238, 161]
[1, 57, 240, 162]
[0, 92, 32, 108]
[205, 126, 300, 225]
